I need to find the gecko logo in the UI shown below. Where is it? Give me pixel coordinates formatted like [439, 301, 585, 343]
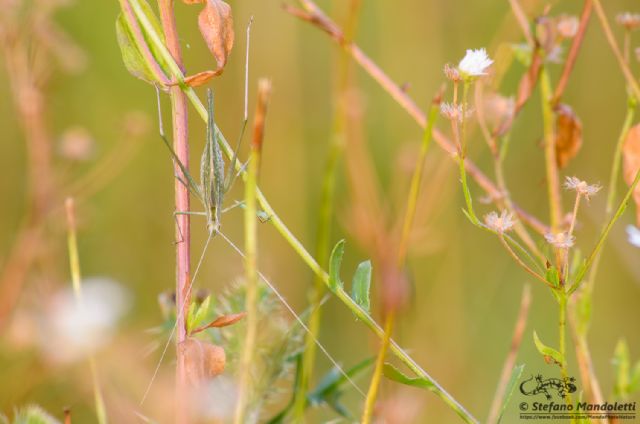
[519, 374, 577, 400]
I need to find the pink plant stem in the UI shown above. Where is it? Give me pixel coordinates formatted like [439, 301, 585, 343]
[156, 1, 191, 422]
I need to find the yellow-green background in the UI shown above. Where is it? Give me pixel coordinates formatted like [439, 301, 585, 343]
[1, 0, 639, 422]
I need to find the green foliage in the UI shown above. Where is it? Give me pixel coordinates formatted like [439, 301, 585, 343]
[186, 295, 212, 334]
[10, 406, 61, 424]
[545, 266, 560, 288]
[350, 260, 372, 314]
[115, 0, 169, 85]
[209, 281, 303, 421]
[497, 364, 525, 424]
[533, 331, 564, 368]
[328, 240, 345, 292]
[612, 339, 640, 399]
[383, 363, 435, 391]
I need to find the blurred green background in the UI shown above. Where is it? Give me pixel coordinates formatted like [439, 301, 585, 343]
[1, 0, 639, 422]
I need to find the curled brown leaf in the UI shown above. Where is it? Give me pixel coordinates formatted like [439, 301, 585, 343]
[555, 104, 582, 168]
[623, 124, 640, 225]
[198, 0, 235, 72]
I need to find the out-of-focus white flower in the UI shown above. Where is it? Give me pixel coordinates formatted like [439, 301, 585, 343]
[627, 225, 640, 247]
[191, 376, 238, 421]
[40, 277, 131, 363]
[564, 176, 601, 200]
[484, 210, 515, 233]
[458, 48, 493, 77]
[545, 232, 576, 249]
[617, 13, 640, 31]
[557, 15, 579, 38]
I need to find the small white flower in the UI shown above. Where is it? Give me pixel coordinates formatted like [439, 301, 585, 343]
[545, 232, 575, 249]
[557, 15, 579, 38]
[458, 48, 493, 77]
[564, 176, 601, 200]
[627, 225, 640, 247]
[484, 210, 515, 233]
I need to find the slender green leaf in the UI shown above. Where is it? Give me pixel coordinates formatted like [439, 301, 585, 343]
[533, 331, 564, 367]
[116, 13, 157, 84]
[351, 260, 372, 313]
[328, 240, 345, 292]
[383, 363, 435, 391]
[545, 266, 560, 288]
[613, 339, 630, 397]
[497, 364, 525, 423]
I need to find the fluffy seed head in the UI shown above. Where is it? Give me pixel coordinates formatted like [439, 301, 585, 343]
[545, 232, 576, 249]
[443, 63, 461, 82]
[563, 176, 601, 200]
[617, 13, 640, 31]
[484, 210, 515, 233]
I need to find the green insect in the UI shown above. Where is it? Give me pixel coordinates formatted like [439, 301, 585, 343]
[158, 87, 247, 236]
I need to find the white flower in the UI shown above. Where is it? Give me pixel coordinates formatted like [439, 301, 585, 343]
[458, 48, 493, 77]
[40, 277, 131, 363]
[564, 176, 601, 200]
[484, 210, 515, 233]
[545, 232, 575, 249]
[627, 225, 640, 247]
[617, 13, 640, 31]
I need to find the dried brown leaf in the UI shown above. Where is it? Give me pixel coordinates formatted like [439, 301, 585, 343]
[191, 312, 246, 334]
[623, 124, 640, 225]
[198, 0, 234, 71]
[555, 104, 582, 168]
[182, 338, 226, 386]
[183, 69, 222, 87]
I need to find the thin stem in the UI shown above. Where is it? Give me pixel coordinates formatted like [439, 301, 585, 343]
[498, 236, 552, 288]
[458, 81, 479, 224]
[362, 312, 395, 424]
[486, 285, 531, 424]
[234, 82, 269, 424]
[285, 1, 549, 235]
[540, 67, 563, 233]
[154, 1, 191, 422]
[558, 295, 574, 415]
[570, 168, 640, 294]
[127, 6, 477, 420]
[65, 198, 108, 424]
[591, 0, 640, 99]
[397, 100, 439, 264]
[295, 2, 362, 418]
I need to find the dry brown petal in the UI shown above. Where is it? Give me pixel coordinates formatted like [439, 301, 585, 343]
[554, 104, 582, 168]
[623, 124, 640, 226]
[182, 338, 226, 386]
[191, 312, 246, 334]
[198, 0, 234, 71]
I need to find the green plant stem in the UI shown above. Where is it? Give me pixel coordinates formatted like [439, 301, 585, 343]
[494, 134, 545, 264]
[540, 67, 562, 233]
[295, 2, 362, 419]
[234, 130, 260, 424]
[459, 81, 479, 225]
[362, 311, 394, 424]
[498, 236, 551, 288]
[569, 168, 640, 294]
[558, 295, 573, 412]
[127, 4, 477, 421]
[65, 198, 108, 424]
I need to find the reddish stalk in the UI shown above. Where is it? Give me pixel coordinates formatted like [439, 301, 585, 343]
[285, 2, 549, 236]
[156, 1, 191, 422]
